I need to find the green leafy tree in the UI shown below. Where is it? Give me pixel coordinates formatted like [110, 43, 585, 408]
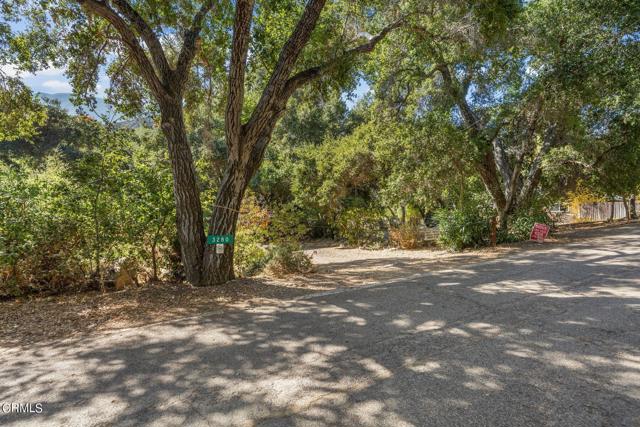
[3, 0, 404, 285]
[367, 0, 638, 227]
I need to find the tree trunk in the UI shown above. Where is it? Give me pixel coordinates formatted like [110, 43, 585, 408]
[609, 199, 615, 222]
[490, 216, 497, 247]
[497, 207, 511, 231]
[151, 240, 158, 282]
[200, 165, 248, 285]
[477, 150, 509, 228]
[159, 99, 205, 285]
[631, 195, 637, 219]
[623, 196, 630, 221]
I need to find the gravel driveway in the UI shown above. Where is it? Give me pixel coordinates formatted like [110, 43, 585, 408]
[1, 224, 639, 426]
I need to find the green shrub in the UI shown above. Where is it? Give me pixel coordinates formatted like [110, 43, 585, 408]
[268, 202, 310, 242]
[434, 208, 490, 251]
[0, 160, 88, 296]
[0, 120, 176, 296]
[233, 194, 270, 277]
[265, 241, 313, 277]
[335, 207, 386, 247]
[501, 209, 552, 243]
[234, 232, 269, 277]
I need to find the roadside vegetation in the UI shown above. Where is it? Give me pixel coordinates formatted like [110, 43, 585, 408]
[1, 0, 638, 298]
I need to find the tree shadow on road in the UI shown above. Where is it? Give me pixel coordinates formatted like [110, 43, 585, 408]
[1, 225, 639, 426]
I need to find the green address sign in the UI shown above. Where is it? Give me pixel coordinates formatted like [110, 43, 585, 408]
[207, 234, 234, 245]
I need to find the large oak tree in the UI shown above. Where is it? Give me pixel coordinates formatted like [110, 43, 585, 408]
[368, 0, 639, 227]
[3, 0, 402, 285]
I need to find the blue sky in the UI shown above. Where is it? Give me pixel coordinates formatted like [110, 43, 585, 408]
[344, 79, 370, 109]
[4, 19, 370, 105]
[5, 60, 369, 109]
[3, 22, 369, 106]
[1, 63, 110, 97]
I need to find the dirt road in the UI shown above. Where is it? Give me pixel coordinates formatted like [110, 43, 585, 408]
[1, 223, 639, 426]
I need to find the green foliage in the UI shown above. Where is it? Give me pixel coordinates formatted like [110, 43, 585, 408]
[434, 208, 490, 251]
[335, 207, 386, 247]
[0, 75, 47, 141]
[234, 231, 269, 278]
[268, 202, 310, 243]
[293, 122, 381, 215]
[0, 157, 85, 294]
[501, 209, 552, 243]
[233, 198, 313, 278]
[234, 194, 270, 278]
[264, 241, 313, 277]
[0, 111, 175, 296]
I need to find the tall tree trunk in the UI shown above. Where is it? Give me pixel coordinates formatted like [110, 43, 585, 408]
[159, 99, 205, 284]
[200, 165, 248, 285]
[151, 240, 158, 282]
[631, 195, 637, 219]
[490, 216, 497, 247]
[477, 150, 509, 228]
[609, 198, 615, 221]
[623, 196, 630, 221]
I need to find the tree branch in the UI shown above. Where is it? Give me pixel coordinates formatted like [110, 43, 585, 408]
[175, 0, 218, 86]
[519, 124, 558, 203]
[242, 17, 404, 163]
[436, 62, 482, 136]
[493, 138, 512, 194]
[77, 0, 166, 97]
[591, 141, 631, 168]
[282, 18, 405, 100]
[244, 0, 328, 141]
[225, 0, 254, 158]
[111, 0, 172, 81]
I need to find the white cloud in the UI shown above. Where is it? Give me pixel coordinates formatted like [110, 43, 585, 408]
[3, 63, 111, 97]
[0, 64, 20, 77]
[36, 67, 66, 77]
[0, 64, 66, 79]
[42, 79, 73, 93]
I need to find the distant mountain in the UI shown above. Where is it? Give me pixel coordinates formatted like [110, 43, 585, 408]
[37, 92, 113, 118]
[35, 92, 153, 128]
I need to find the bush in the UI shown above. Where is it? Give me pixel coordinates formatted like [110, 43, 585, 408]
[234, 194, 270, 277]
[0, 160, 88, 296]
[389, 222, 423, 249]
[234, 233, 269, 277]
[0, 120, 177, 296]
[264, 241, 313, 277]
[434, 208, 489, 251]
[233, 199, 313, 278]
[335, 207, 386, 247]
[501, 209, 552, 243]
[268, 202, 310, 242]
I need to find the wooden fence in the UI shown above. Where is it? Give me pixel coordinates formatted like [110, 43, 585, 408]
[578, 201, 627, 222]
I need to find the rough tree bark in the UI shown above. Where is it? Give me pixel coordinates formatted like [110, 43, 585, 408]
[199, 0, 403, 285]
[78, 0, 214, 284]
[79, 0, 401, 285]
[610, 199, 616, 221]
[159, 99, 205, 283]
[434, 61, 556, 229]
[623, 196, 630, 221]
